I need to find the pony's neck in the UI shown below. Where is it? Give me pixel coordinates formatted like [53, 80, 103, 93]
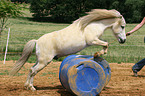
[84, 18, 118, 38]
[92, 18, 118, 32]
[98, 18, 117, 29]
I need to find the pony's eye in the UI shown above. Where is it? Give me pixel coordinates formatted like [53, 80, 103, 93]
[121, 26, 125, 29]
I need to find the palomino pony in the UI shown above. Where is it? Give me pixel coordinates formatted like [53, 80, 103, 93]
[10, 9, 126, 91]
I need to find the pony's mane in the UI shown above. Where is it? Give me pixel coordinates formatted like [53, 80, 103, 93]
[74, 9, 122, 30]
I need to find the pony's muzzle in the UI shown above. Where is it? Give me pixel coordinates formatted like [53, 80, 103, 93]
[118, 37, 126, 44]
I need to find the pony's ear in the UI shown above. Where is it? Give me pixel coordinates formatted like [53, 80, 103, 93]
[117, 18, 123, 25]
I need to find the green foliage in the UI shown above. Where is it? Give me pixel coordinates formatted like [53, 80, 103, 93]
[30, 0, 145, 23]
[11, 0, 31, 3]
[124, 0, 144, 23]
[109, 0, 144, 23]
[30, 0, 111, 22]
[0, 0, 22, 18]
[0, 0, 23, 35]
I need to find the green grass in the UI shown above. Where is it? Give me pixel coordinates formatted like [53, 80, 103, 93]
[0, 6, 145, 63]
[0, 69, 9, 75]
[41, 72, 57, 76]
[0, 69, 25, 76]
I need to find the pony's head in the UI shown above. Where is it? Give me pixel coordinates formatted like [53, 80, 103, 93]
[111, 15, 126, 44]
[76, 9, 126, 44]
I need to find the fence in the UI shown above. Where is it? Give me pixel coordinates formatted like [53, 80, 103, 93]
[0, 28, 44, 54]
[0, 28, 145, 62]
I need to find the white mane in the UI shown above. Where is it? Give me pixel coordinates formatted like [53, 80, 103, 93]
[74, 9, 122, 30]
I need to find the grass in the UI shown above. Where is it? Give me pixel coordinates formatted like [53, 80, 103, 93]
[41, 72, 57, 76]
[0, 69, 9, 75]
[0, 6, 145, 63]
[0, 69, 25, 76]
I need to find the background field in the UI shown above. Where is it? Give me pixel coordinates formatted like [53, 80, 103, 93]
[0, 7, 145, 63]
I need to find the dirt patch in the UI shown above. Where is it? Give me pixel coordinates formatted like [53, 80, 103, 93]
[0, 61, 145, 96]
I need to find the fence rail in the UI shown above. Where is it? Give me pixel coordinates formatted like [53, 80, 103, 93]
[0, 28, 144, 63]
[0, 29, 145, 53]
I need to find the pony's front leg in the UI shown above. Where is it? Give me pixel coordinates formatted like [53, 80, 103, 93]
[94, 45, 108, 57]
[91, 38, 109, 57]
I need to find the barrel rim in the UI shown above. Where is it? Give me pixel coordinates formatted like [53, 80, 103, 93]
[67, 60, 106, 96]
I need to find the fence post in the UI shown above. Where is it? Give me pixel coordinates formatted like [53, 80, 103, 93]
[3, 28, 10, 64]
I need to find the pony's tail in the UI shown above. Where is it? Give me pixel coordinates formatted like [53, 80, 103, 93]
[9, 39, 37, 76]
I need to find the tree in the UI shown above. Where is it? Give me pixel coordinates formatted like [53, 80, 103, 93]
[30, 0, 110, 23]
[124, 0, 144, 23]
[30, 0, 145, 23]
[109, 0, 145, 23]
[11, 0, 31, 3]
[0, 0, 23, 35]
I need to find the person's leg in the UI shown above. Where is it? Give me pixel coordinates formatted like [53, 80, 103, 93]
[132, 58, 145, 76]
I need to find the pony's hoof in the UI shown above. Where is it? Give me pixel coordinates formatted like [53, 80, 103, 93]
[24, 84, 36, 91]
[24, 83, 29, 90]
[24, 83, 29, 87]
[30, 86, 36, 91]
[94, 52, 101, 58]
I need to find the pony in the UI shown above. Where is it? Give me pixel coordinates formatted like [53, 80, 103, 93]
[9, 9, 126, 91]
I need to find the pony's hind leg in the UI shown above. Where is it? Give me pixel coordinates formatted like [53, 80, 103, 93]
[24, 57, 53, 91]
[24, 61, 38, 90]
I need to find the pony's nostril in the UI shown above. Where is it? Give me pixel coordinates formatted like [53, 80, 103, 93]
[118, 37, 126, 44]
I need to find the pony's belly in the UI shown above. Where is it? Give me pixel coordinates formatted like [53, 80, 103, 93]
[58, 45, 86, 56]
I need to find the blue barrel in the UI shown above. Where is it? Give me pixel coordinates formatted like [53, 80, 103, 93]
[59, 55, 111, 96]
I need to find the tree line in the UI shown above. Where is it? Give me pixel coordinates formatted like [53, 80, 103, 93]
[29, 0, 145, 23]
[8, 0, 145, 23]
